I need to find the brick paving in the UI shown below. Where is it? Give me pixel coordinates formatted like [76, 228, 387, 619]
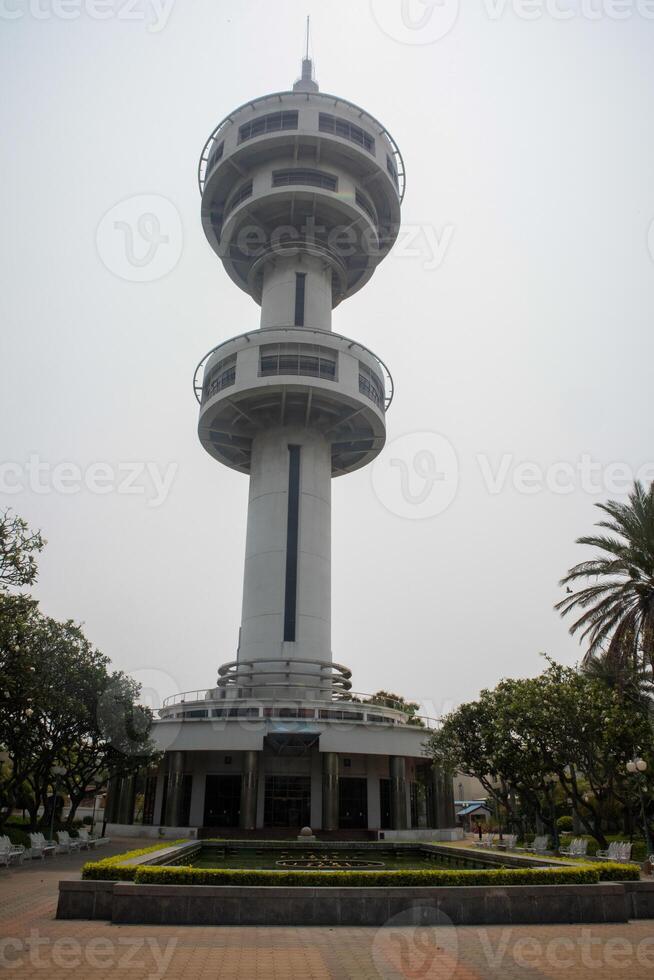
[1, 838, 654, 978]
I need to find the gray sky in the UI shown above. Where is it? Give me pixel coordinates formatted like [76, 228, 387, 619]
[2, 0, 653, 718]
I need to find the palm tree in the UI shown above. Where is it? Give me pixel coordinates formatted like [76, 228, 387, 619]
[556, 481, 654, 671]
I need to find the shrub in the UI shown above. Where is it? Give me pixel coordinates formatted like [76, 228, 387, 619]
[133, 865, 602, 888]
[81, 839, 187, 881]
[594, 862, 641, 882]
[82, 816, 92, 825]
[557, 816, 573, 832]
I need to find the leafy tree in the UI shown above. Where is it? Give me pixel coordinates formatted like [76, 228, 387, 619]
[0, 510, 44, 590]
[428, 661, 654, 847]
[0, 606, 159, 827]
[0, 511, 159, 829]
[556, 481, 654, 671]
[366, 690, 425, 727]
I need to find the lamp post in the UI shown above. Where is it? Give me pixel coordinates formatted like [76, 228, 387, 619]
[626, 758, 652, 855]
[49, 766, 66, 843]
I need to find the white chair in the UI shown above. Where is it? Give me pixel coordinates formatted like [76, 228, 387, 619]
[29, 833, 57, 859]
[473, 832, 495, 848]
[596, 841, 631, 861]
[496, 833, 518, 850]
[0, 836, 25, 865]
[77, 828, 109, 848]
[520, 835, 551, 854]
[56, 831, 83, 853]
[560, 837, 588, 858]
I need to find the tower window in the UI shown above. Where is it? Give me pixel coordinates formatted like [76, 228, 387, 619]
[223, 180, 253, 218]
[294, 273, 306, 326]
[204, 354, 236, 400]
[355, 189, 378, 226]
[207, 140, 224, 173]
[358, 362, 385, 409]
[238, 111, 299, 143]
[319, 113, 375, 154]
[259, 343, 337, 381]
[272, 168, 338, 192]
[386, 153, 399, 189]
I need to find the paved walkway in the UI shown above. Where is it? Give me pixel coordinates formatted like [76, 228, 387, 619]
[1, 839, 654, 978]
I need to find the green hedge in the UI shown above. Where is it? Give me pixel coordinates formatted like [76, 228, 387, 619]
[81, 840, 187, 881]
[593, 861, 641, 882]
[133, 865, 602, 888]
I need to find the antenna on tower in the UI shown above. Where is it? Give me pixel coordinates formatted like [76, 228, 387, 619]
[293, 14, 319, 93]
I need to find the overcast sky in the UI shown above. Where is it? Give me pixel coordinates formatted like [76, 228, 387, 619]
[2, 0, 653, 718]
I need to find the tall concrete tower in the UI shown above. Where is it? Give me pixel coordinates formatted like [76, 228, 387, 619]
[105, 56, 457, 838]
[194, 56, 403, 701]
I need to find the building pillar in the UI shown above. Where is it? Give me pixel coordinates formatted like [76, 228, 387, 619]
[116, 774, 137, 825]
[322, 753, 339, 831]
[240, 750, 259, 830]
[389, 756, 407, 830]
[164, 751, 186, 827]
[430, 766, 456, 828]
[104, 775, 121, 824]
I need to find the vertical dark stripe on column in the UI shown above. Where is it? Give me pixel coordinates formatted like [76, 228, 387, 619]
[284, 445, 301, 642]
[294, 272, 306, 326]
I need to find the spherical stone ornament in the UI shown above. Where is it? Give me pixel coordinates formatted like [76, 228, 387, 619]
[299, 826, 314, 838]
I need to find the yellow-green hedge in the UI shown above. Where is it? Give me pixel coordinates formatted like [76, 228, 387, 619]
[81, 840, 187, 881]
[134, 865, 608, 888]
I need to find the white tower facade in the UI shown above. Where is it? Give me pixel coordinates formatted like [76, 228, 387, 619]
[194, 59, 402, 701]
[106, 60, 458, 838]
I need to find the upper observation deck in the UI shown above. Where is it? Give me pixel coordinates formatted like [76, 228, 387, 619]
[198, 88, 406, 306]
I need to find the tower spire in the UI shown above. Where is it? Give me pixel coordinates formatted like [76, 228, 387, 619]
[293, 15, 319, 92]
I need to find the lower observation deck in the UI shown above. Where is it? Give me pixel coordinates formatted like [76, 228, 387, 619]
[195, 327, 392, 476]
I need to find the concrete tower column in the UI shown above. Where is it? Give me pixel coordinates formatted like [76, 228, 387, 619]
[164, 751, 186, 827]
[239, 750, 259, 830]
[389, 756, 408, 830]
[322, 752, 339, 831]
[260, 253, 333, 331]
[239, 425, 331, 693]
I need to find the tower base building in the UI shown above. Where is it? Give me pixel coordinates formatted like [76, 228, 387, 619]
[107, 58, 458, 838]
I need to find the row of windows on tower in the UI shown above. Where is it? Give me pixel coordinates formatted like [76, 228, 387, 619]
[202, 346, 385, 409]
[235, 109, 377, 157]
[221, 174, 377, 227]
[208, 131, 399, 199]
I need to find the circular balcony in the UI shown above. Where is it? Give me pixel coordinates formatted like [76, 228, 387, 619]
[194, 327, 393, 476]
[158, 687, 439, 731]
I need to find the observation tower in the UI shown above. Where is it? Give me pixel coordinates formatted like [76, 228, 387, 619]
[106, 53, 457, 838]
